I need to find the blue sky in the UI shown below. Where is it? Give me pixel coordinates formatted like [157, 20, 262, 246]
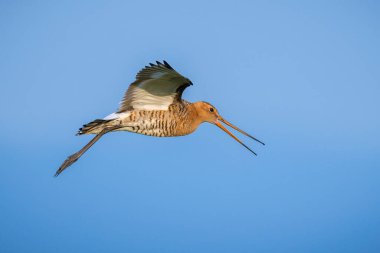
[1, 1, 379, 252]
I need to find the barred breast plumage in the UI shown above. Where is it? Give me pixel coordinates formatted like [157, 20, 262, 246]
[113, 101, 197, 137]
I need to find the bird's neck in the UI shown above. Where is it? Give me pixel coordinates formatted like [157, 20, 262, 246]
[170, 102, 201, 136]
[185, 102, 207, 132]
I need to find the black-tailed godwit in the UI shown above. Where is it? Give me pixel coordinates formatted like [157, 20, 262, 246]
[55, 61, 264, 176]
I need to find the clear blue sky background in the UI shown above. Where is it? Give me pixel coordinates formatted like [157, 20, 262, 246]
[1, 1, 379, 252]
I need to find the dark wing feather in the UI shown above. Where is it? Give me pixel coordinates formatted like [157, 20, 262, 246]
[118, 61, 193, 112]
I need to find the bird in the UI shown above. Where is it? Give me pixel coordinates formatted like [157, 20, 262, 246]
[55, 60, 264, 176]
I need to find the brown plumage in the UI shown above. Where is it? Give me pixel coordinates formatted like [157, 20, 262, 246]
[55, 61, 264, 176]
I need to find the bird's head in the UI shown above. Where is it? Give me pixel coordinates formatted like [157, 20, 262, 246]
[193, 101, 265, 155]
[194, 101, 220, 123]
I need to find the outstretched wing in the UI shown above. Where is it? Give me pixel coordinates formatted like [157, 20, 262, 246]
[118, 61, 193, 112]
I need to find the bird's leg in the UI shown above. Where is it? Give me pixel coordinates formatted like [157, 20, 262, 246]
[55, 126, 119, 177]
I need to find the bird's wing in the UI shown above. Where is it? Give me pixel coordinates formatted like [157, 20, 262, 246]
[118, 61, 193, 112]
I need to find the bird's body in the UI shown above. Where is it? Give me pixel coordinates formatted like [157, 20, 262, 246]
[55, 61, 264, 176]
[79, 101, 199, 137]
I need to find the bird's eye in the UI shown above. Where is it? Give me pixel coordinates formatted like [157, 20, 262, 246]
[209, 108, 214, 112]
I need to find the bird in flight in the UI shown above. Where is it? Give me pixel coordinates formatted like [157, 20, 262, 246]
[55, 61, 264, 176]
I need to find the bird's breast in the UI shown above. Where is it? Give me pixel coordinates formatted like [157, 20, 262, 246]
[118, 104, 198, 137]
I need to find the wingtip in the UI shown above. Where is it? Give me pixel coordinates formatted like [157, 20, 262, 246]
[146, 60, 174, 70]
[163, 60, 174, 70]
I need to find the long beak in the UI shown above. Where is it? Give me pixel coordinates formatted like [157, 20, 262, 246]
[219, 117, 265, 146]
[215, 118, 263, 156]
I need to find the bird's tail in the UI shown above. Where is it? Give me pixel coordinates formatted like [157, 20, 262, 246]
[77, 119, 111, 135]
